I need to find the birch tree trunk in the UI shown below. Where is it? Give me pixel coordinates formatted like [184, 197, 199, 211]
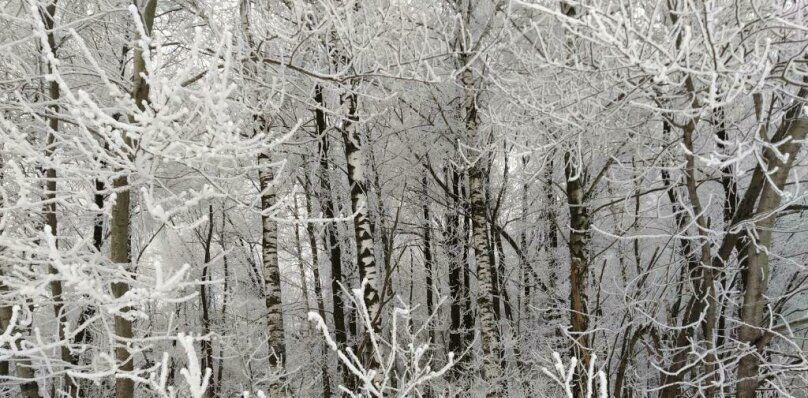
[340, 93, 381, 333]
[445, 165, 464, 366]
[458, 40, 503, 389]
[459, 177, 475, 350]
[238, 2, 287, 389]
[258, 151, 286, 395]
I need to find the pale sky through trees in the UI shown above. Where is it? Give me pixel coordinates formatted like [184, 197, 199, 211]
[0, 0, 807, 397]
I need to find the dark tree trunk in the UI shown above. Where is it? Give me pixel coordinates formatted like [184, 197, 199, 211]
[314, 85, 350, 391]
[564, 150, 591, 398]
[421, 172, 435, 344]
[302, 175, 332, 398]
[445, 165, 464, 367]
[199, 205, 215, 398]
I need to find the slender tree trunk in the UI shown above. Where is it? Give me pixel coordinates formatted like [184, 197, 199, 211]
[460, 185, 475, 352]
[16, 305, 42, 398]
[314, 85, 350, 391]
[0, 156, 40, 397]
[564, 150, 591, 398]
[200, 205, 215, 398]
[70, 167, 104, 373]
[494, 231, 513, 325]
[0, 279, 8, 379]
[302, 175, 332, 398]
[544, 156, 560, 325]
[292, 195, 312, 316]
[37, 2, 80, 395]
[111, 2, 157, 397]
[519, 157, 530, 335]
[445, 165, 464, 367]
[215, 208, 229, 397]
[485, 211, 503, 332]
[421, 172, 434, 344]
[0, 311, 7, 379]
[0, 165, 7, 374]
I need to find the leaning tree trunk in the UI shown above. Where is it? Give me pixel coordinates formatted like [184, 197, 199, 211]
[736, 96, 808, 398]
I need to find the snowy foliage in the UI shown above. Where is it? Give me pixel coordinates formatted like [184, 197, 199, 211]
[1, 0, 807, 397]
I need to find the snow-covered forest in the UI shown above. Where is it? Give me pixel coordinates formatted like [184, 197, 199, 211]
[0, 0, 807, 396]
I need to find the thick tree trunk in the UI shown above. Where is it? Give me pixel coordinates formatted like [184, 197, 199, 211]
[458, 47, 502, 391]
[736, 109, 808, 398]
[17, 337, 41, 398]
[469, 162, 502, 392]
[110, 173, 134, 398]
